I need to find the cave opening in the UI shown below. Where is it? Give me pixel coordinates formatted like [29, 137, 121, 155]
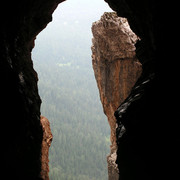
[32, 0, 113, 179]
[3, 1, 179, 180]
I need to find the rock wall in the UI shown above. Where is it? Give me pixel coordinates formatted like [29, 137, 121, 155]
[104, 0, 180, 180]
[91, 12, 142, 180]
[0, 0, 65, 179]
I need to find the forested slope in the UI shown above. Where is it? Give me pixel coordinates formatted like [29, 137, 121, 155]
[32, 1, 112, 179]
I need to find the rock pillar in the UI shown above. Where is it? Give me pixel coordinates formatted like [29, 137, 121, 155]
[91, 12, 142, 179]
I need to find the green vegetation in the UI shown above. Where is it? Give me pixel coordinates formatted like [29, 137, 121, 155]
[32, 1, 112, 179]
[34, 57, 110, 180]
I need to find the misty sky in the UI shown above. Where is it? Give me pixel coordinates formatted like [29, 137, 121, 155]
[53, 0, 113, 21]
[33, 0, 113, 63]
[49, 0, 113, 37]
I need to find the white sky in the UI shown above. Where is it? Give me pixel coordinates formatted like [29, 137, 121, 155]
[53, 0, 113, 22]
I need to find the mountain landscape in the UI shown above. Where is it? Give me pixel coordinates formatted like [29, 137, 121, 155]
[32, 1, 112, 179]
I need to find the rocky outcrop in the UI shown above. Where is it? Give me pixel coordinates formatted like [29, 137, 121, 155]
[91, 12, 142, 180]
[40, 116, 53, 180]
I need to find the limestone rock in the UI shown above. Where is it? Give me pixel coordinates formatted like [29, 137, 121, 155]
[92, 12, 138, 62]
[91, 12, 142, 180]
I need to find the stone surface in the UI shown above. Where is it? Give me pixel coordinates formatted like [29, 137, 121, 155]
[91, 12, 142, 180]
[40, 116, 53, 180]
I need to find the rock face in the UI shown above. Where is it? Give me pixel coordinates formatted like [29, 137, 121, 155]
[40, 116, 53, 180]
[91, 12, 142, 180]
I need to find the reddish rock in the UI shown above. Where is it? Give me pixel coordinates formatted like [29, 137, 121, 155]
[40, 116, 53, 180]
[91, 12, 142, 180]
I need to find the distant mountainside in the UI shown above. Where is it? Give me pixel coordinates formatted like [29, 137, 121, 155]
[32, 1, 112, 179]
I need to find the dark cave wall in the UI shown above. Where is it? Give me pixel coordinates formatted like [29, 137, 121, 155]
[1, 0, 64, 179]
[105, 0, 180, 180]
[0, 0, 179, 180]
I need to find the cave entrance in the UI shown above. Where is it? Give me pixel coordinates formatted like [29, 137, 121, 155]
[32, 0, 112, 179]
